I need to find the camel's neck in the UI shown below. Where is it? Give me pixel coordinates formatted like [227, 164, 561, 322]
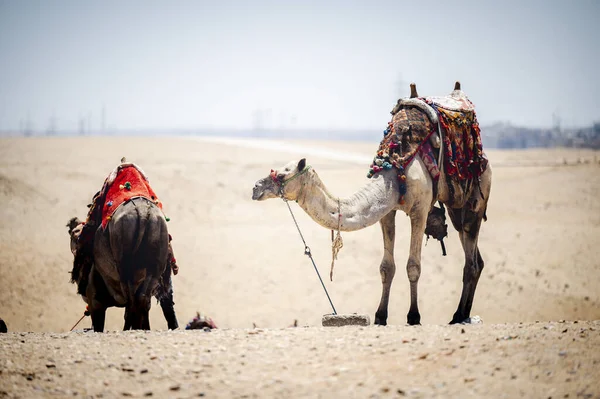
[296, 169, 400, 232]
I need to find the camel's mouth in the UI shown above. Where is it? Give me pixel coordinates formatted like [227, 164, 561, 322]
[252, 183, 267, 201]
[252, 190, 265, 201]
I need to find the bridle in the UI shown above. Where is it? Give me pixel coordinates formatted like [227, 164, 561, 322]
[270, 165, 312, 198]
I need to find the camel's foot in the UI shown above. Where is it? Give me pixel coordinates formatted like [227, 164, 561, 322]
[449, 313, 482, 325]
[374, 310, 388, 326]
[91, 310, 106, 333]
[407, 311, 421, 326]
[461, 315, 482, 325]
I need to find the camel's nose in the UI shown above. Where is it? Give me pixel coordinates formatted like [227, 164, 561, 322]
[251, 182, 262, 200]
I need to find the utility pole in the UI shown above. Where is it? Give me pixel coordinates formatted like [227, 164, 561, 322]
[101, 104, 106, 134]
[46, 111, 57, 136]
[24, 112, 32, 137]
[79, 113, 85, 135]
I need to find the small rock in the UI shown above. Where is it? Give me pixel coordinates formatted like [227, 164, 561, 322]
[170, 385, 181, 391]
[140, 369, 148, 374]
[144, 392, 153, 397]
[559, 351, 567, 357]
[46, 363, 56, 369]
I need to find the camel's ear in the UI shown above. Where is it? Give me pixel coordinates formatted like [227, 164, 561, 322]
[297, 158, 306, 171]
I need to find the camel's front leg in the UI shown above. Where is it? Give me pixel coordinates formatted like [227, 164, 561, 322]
[375, 210, 396, 326]
[405, 205, 429, 325]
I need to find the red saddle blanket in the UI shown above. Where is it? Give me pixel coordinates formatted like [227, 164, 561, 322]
[100, 165, 162, 229]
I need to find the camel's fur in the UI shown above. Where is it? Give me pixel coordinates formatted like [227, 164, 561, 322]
[252, 91, 492, 325]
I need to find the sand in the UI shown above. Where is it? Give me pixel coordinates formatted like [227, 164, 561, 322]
[0, 136, 599, 397]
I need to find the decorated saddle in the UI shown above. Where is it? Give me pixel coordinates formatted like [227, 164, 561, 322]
[368, 85, 488, 204]
[85, 162, 166, 231]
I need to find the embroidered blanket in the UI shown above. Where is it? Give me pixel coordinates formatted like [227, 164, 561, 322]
[425, 91, 487, 181]
[85, 163, 163, 230]
[368, 89, 487, 203]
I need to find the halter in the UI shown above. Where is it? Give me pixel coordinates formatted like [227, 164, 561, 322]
[270, 165, 312, 198]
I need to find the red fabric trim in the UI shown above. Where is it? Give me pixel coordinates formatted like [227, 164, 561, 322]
[101, 166, 162, 229]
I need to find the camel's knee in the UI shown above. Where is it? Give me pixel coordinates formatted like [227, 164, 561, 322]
[477, 250, 484, 272]
[406, 258, 421, 283]
[379, 260, 396, 284]
[462, 255, 483, 282]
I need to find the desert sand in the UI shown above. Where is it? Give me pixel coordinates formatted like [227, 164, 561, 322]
[1, 136, 599, 397]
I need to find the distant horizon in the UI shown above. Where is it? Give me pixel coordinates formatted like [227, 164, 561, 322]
[1, 1, 599, 133]
[0, 117, 594, 137]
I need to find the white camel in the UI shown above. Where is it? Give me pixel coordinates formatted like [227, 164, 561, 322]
[252, 83, 492, 325]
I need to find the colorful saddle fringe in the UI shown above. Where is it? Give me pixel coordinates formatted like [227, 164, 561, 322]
[368, 91, 487, 203]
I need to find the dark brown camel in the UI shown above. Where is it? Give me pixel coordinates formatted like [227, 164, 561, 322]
[70, 198, 171, 332]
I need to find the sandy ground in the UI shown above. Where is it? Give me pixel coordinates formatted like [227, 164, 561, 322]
[0, 136, 599, 397]
[1, 322, 599, 398]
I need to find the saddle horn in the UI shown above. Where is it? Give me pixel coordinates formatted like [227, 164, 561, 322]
[454, 81, 461, 90]
[410, 83, 419, 98]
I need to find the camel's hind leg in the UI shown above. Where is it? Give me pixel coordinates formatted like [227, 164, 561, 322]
[128, 278, 155, 330]
[447, 206, 485, 324]
[374, 210, 397, 326]
[90, 308, 106, 332]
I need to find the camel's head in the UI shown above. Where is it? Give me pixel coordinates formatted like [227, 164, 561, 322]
[252, 158, 309, 201]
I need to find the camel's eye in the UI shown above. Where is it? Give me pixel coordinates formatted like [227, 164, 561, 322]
[284, 168, 290, 172]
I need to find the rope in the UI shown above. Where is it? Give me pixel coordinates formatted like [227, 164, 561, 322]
[69, 306, 90, 332]
[282, 199, 337, 315]
[329, 198, 343, 281]
[69, 312, 88, 332]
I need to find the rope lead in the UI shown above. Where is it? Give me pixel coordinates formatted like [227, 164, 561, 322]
[283, 199, 337, 315]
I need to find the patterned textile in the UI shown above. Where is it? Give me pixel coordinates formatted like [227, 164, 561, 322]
[99, 166, 162, 229]
[368, 107, 437, 202]
[84, 163, 164, 231]
[418, 140, 440, 181]
[368, 90, 487, 203]
[425, 101, 487, 181]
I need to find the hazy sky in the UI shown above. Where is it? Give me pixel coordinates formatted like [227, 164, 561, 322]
[0, 0, 598, 132]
